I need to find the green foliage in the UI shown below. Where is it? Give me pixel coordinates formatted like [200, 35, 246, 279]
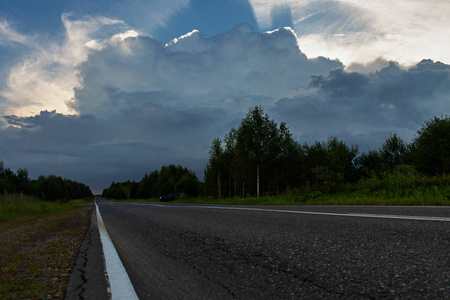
[0, 161, 92, 202]
[208, 137, 224, 198]
[0, 162, 30, 194]
[103, 164, 201, 199]
[174, 183, 450, 206]
[102, 182, 128, 199]
[205, 106, 300, 198]
[204, 110, 450, 200]
[236, 106, 280, 197]
[356, 150, 384, 178]
[175, 173, 200, 197]
[306, 137, 359, 192]
[356, 164, 450, 197]
[34, 175, 92, 202]
[356, 133, 408, 179]
[136, 171, 158, 199]
[380, 133, 407, 171]
[410, 115, 450, 175]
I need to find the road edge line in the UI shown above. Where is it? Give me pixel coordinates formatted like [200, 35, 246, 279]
[95, 200, 139, 300]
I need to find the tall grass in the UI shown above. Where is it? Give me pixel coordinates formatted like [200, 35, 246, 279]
[0, 194, 74, 222]
[173, 185, 450, 206]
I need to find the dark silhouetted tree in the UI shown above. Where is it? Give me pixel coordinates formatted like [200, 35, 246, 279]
[380, 133, 407, 171]
[208, 137, 224, 198]
[410, 115, 450, 175]
[236, 106, 279, 197]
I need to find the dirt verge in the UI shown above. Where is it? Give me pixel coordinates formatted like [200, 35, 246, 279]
[0, 204, 92, 299]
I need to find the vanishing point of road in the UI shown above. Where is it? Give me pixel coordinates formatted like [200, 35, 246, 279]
[66, 198, 450, 299]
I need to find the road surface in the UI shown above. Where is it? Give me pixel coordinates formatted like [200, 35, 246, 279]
[67, 198, 450, 299]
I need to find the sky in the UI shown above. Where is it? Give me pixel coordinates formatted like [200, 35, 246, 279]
[0, 0, 449, 193]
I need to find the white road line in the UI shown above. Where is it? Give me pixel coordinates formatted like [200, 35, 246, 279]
[96, 201, 139, 300]
[143, 203, 450, 222]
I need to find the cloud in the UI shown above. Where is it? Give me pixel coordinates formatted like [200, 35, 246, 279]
[249, 0, 450, 65]
[0, 109, 209, 191]
[309, 68, 370, 98]
[0, 14, 130, 117]
[60, 0, 190, 37]
[0, 23, 343, 190]
[154, 0, 260, 43]
[1, 20, 449, 192]
[74, 24, 341, 116]
[273, 59, 450, 149]
[0, 20, 32, 46]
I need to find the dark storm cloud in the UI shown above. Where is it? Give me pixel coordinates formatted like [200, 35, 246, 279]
[0, 109, 212, 192]
[272, 59, 450, 150]
[1, 23, 449, 192]
[310, 68, 370, 98]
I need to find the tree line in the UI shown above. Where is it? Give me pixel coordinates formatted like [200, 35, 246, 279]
[203, 107, 450, 198]
[102, 164, 200, 199]
[0, 161, 92, 201]
[103, 107, 450, 200]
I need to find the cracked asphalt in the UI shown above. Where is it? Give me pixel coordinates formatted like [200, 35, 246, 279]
[70, 199, 450, 299]
[66, 210, 109, 300]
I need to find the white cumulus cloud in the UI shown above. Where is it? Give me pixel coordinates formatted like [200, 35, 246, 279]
[0, 14, 130, 117]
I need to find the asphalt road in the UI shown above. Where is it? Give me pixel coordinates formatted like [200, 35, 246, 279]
[69, 199, 450, 299]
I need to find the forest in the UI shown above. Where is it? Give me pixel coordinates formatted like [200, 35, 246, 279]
[103, 106, 450, 200]
[102, 164, 200, 199]
[0, 162, 92, 202]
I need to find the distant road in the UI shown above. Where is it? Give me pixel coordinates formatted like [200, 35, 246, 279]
[91, 199, 450, 299]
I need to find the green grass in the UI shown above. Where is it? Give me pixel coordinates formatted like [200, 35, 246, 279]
[108, 186, 450, 206]
[0, 194, 94, 222]
[172, 188, 450, 206]
[173, 179, 450, 206]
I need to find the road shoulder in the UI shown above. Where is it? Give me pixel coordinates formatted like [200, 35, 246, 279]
[65, 208, 109, 300]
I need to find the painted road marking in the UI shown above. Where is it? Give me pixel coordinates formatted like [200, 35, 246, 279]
[96, 201, 139, 300]
[134, 203, 450, 222]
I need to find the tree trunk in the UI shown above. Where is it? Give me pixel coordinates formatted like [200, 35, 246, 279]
[276, 165, 279, 195]
[217, 169, 222, 198]
[228, 176, 231, 198]
[257, 163, 260, 197]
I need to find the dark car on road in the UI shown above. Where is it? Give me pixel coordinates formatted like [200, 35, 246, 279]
[159, 193, 180, 202]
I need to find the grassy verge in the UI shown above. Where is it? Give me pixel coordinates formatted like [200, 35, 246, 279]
[171, 185, 450, 206]
[0, 194, 93, 222]
[107, 186, 450, 206]
[0, 196, 93, 299]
